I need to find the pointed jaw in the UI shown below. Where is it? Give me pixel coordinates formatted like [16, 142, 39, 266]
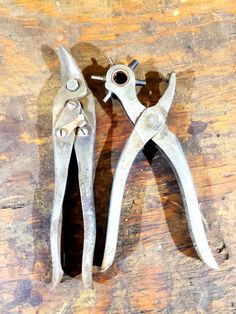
[199, 249, 219, 270]
[50, 269, 63, 291]
[56, 45, 85, 84]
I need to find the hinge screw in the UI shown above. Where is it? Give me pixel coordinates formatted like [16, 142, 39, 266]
[66, 79, 79, 92]
[67, 100, 80, 110]
[56, 128, 67, 138]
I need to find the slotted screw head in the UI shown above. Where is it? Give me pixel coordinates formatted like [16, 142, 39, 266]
[56, 128, 67, 138]
[66, 79, 79, 92]
[67, 100, 80, 110]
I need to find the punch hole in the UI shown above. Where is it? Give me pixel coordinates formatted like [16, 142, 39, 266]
[112, 70, 129, 86]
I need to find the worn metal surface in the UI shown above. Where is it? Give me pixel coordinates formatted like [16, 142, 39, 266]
[0, 0, 236, 313]
[51, 46, 96, 290]
[97, 64, 218, 272]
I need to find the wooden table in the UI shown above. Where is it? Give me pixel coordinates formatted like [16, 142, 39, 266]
[0, 1, 236, 313]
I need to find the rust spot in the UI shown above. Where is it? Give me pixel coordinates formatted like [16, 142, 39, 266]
[187, 120, 208, 135]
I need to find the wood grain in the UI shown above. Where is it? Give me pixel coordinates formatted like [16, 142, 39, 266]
[0, 0, 236, 313]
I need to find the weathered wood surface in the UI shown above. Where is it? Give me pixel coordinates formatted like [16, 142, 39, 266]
[0, 0, 236, 313]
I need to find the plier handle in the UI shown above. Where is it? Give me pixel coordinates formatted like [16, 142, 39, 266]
[92, 61, 218, 272]
[51, 46, 96, 289]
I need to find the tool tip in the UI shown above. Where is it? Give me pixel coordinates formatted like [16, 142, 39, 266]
[57, 44, 66, 51]
[100, 266, 109, 273]
[50, 279, 61, 291]
[101, 259, 112, 272]
[56, 44, 82, 83]
[84, 282, 94, 290]
[56, 44, 69, 58]
[166, 72, 176, 83]
[50, 269, 64, 291]
[199, 248, 219, 270]
[207, 258, 219, 270]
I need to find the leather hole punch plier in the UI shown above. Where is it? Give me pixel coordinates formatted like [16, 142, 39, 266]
[92, 60, 219, 272]
[50, 46, 96, 290]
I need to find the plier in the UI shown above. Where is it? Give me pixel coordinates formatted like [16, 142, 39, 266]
[50, 46, 96, 289]
[92, 60, 219, 272]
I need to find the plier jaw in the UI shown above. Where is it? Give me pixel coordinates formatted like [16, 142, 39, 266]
[50, 46, 96, 290]
[92, 61, 218, 272]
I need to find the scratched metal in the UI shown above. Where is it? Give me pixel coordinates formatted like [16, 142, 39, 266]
[93, 63, 218, 272]
[51, 46, 96, 290]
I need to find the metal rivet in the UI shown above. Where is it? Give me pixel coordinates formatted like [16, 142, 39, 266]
[66, 79, 79, 92]
[56, 128, 67, 138]
[67, 100, 79, 110]
[147, 114, 160, 130]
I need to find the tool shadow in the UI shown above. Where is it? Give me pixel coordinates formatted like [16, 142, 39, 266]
[32, 45, 60, 284]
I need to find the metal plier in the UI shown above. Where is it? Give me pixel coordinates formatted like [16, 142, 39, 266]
[92, 60, 219, 272]
[50, 46, 96, 289]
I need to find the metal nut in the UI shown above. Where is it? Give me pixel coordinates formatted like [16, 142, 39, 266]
[66, 79, 79, 92]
